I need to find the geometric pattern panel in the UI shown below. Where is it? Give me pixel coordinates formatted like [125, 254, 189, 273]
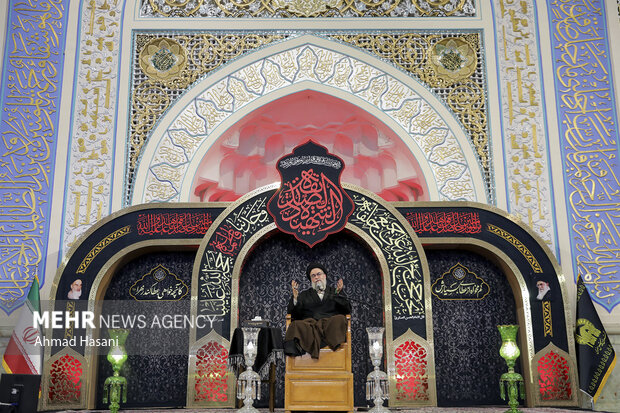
[546, 0, 620, 311]
[127, 33, 286, 206]
[537, 350, 573, 401]
[194, 341, 231, 403]
[334, 33, 492, 201]
[139, 0, 476, 18]
[128, 32, 490, 206]
[531, 342, 578, 406]
[137, 41, 482, 205]
[48, 353, 83, 404]
[42, 347, 87, 411]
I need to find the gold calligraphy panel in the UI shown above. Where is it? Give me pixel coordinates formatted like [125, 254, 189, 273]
[548, 0, 620, 310]
[0, 0, 69, 313]
[62, 0, 123, 259]
[492, 0, 555, 251]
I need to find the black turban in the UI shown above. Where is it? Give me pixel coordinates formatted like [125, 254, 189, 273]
[306, 262, 327, 281]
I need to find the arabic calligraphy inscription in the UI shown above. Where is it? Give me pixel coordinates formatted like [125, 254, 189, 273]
[548, 0, 620, 310]
[348, 193, 424, 320]
[431, 263, 490, 300]
[0, 0, 69, 314]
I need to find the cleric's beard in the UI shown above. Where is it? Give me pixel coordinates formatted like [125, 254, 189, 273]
[313, 279, 326, 292]
[537, 285, 550, 300]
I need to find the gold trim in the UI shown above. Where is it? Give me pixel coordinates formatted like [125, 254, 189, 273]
[63, 301, 76, 340]
[542, 301, 553, 338]
[486, 223, 543, 273]
[76, 226, 131, 274]
[531, 343, 579, 406]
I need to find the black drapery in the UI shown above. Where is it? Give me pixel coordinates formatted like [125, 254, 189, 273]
[96, 251, 194, 409]
[238, 231, 384, 408]
[427, 249, 520, 406]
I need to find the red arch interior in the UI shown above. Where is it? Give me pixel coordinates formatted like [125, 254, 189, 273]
[191, 90, 429, 202]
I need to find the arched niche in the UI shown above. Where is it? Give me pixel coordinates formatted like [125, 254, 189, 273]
[131, 35, 488, 205]
[189, 183, 436, 406]
[189, 89, 430, 202]
[43, 190, 578, 409]
[397, 201, 579, 407]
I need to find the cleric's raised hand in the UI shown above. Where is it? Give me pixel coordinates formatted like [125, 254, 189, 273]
[291, 279, 299, 300]
[336, 278, 344, 294]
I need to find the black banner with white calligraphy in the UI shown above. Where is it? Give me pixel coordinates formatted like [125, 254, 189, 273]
[348, 191, 426, 339]
[198, 192, 274, 341]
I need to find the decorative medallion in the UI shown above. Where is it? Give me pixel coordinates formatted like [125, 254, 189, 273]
[139, 38, 187, 83]
[431, 263, 490, 300]
[267, 141, 354, 247]
[129, 264, 189, 301]
[428, 37, 477, 84]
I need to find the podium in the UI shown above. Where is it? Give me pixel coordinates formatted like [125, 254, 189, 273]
[284, 314, 354, 413]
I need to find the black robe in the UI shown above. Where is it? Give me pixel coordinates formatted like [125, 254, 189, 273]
[285, 286, 351, 358]
[287, 285, 351, 320]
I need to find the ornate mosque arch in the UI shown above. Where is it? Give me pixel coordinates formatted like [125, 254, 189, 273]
[130, 35, 488, 205]
[41, 188, 580, 409]
[396, 201, 580, 407]
[188, 183, 437, 407]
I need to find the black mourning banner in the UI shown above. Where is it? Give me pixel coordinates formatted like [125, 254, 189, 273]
[267, 140, 354, 247]
[575, 275, 616, 402]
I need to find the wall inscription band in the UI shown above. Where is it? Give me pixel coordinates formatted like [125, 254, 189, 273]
[492, 0, 556, 252]
[0, 0, 70, 314]
[61, 0, 124, 259]
[547, 0, 620, 311]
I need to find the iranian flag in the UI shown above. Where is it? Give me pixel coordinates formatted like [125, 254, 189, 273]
[2, 276, 42, 374]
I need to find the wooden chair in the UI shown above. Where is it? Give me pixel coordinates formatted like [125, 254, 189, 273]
[284, 314, 354, 413]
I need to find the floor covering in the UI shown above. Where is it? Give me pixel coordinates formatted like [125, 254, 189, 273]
[56, 408, 605, 413]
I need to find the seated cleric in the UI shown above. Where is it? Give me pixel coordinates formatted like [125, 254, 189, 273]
[284, 262, 352, 359]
